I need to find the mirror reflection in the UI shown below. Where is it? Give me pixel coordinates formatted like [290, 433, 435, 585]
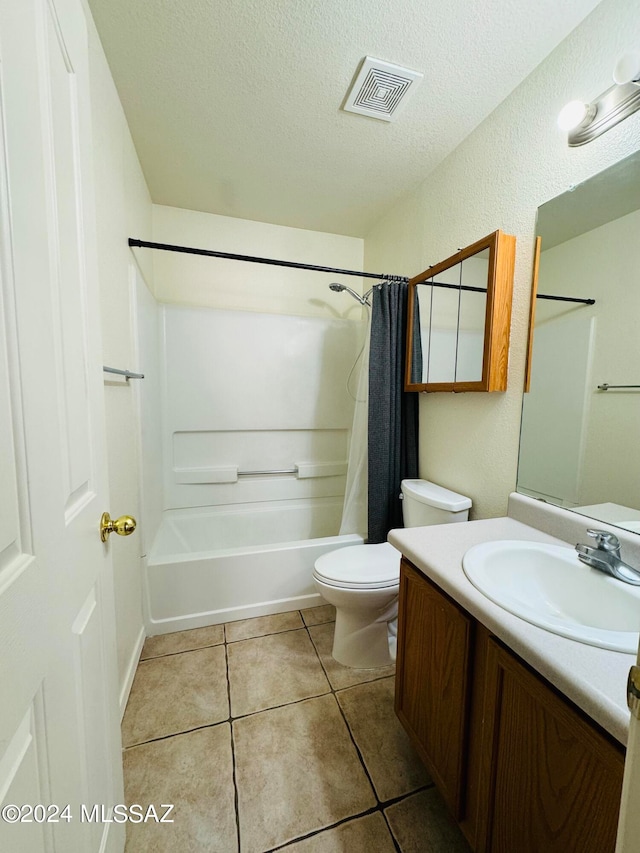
[412, 250, 489, 384]
[517, 149, 640, 534]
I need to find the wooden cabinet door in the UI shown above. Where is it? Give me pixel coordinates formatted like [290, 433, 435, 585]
[478, 638, 624, 853]
[395, 559, 473, 818]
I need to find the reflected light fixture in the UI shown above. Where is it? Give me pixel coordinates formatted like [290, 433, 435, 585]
[558, 51, 640, 146]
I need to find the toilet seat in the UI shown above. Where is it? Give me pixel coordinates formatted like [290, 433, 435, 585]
[313, 542, 400, 590]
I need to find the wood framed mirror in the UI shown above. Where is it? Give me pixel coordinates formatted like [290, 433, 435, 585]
[405, 230, 516, 392]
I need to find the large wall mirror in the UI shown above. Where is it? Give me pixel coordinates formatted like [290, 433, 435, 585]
[405, 230, 515, 392]
[518, 149, 640, 534]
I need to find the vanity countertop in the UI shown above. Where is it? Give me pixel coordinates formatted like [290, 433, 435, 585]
[388, 516, 634, 746]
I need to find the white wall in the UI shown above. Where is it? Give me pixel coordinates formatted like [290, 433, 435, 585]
[364, 0, 640, 519]
[151, 205, 365, 319]
[84, 2, 153, 707]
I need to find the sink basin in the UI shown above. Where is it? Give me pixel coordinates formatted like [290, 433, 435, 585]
[462, 540, 640, 653]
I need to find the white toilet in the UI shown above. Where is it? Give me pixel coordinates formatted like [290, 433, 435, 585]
[313, 479, 472, 669]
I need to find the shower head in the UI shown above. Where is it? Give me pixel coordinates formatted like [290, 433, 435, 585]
[328, 282, 370, 306]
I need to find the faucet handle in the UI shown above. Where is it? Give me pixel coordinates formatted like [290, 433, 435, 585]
[587, 529, 621, 552]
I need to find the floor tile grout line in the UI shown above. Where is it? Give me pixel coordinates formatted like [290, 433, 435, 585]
[138, 640, 224, 664]
[306, 622, 396, 692]
[262, 787, 433, 853]
[305, 624, 331, 684]
[122, 719, 230, 750]
[263, 806, 382, 852]
[138, 642, 225, 663]
[140, 614, 335, 660]
[333, 690, 380, 802]
[229, 688, 334, 724]
[141, 610, 326, 660]
[225, 641, 242, 853]
[382, 808, 404, 853]
[378, 782, 435, 809]
[303, 621, 403, 809]
[226, 622, 307, 645]
[297, 628, 430, 851]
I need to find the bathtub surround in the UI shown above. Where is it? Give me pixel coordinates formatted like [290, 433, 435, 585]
[127, 208, 371, 636]
[160, 305, 360, 511]
[135, 296, 368, 633]
[124, 200, 372, 636]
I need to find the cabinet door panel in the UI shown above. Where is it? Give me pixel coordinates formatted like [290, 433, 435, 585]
[482, 639, 624, 853]
[395, 559, 473, 817]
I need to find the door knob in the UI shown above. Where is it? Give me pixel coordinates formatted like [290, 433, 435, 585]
[100, 512, 137, 542]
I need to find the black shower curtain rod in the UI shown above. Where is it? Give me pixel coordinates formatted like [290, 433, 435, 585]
[128, 238, 595, 305]
[128, 238, 408, 282]
[535, 293, 595, 305]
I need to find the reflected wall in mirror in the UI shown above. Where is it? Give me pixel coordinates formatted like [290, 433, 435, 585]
[518, 149, 640, 535]
[405, 230, 515, 392]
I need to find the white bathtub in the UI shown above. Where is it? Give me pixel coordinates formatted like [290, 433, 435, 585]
[144, 498, 362, 634]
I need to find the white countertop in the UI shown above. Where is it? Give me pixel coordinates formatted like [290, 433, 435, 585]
[388, 516, 634, 745]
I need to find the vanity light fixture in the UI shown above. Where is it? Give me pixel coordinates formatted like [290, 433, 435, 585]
[557, 100, 596, 132]
[558, 51, 640, 146]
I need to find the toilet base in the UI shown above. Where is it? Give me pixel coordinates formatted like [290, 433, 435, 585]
[331, 604, 397, 669]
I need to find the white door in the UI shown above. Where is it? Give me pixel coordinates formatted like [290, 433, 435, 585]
[0, 1, 124, 852]
[616, 665, 640, 851]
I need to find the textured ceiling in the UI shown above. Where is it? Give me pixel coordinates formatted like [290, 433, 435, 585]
[87, 0, 602, 237]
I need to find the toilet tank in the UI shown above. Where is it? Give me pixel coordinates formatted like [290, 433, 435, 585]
[400, 479, 472, 527]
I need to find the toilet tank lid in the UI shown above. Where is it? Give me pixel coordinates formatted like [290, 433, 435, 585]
[401, 479, 472, 512]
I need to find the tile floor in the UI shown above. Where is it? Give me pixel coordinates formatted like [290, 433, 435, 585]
[121, 605, 471, 852]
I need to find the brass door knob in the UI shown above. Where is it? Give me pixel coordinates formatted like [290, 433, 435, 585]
[100, 512, 137, 542]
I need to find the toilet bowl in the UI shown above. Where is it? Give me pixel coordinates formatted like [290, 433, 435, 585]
[313, 542, 400, 668]
[314, 479, 471, 668]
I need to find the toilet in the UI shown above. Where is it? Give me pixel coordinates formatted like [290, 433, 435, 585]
[313, 479, 472, 668]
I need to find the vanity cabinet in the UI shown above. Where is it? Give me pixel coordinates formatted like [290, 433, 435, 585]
[395, 557, 625, 853]
[395, 559, 473, 818]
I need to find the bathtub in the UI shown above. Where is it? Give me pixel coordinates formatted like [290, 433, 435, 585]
[144, 497, 363, 634]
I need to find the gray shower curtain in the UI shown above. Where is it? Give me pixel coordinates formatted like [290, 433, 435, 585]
[367, 281, 419, 543]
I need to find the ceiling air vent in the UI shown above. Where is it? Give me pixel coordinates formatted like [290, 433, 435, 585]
[342, 56, 423, 122]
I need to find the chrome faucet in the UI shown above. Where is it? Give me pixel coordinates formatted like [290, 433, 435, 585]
[575, 529, 640, 586]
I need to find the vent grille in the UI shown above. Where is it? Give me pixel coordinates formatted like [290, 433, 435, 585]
[343, 57, 423, 122]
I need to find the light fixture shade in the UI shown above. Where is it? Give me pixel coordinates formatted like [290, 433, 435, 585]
[613, 52, 640, 85]
[557, 100, 591, 131]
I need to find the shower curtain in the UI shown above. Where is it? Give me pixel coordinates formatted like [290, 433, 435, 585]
[339, 282, 419, 542]
[367, 281, 419, 543]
